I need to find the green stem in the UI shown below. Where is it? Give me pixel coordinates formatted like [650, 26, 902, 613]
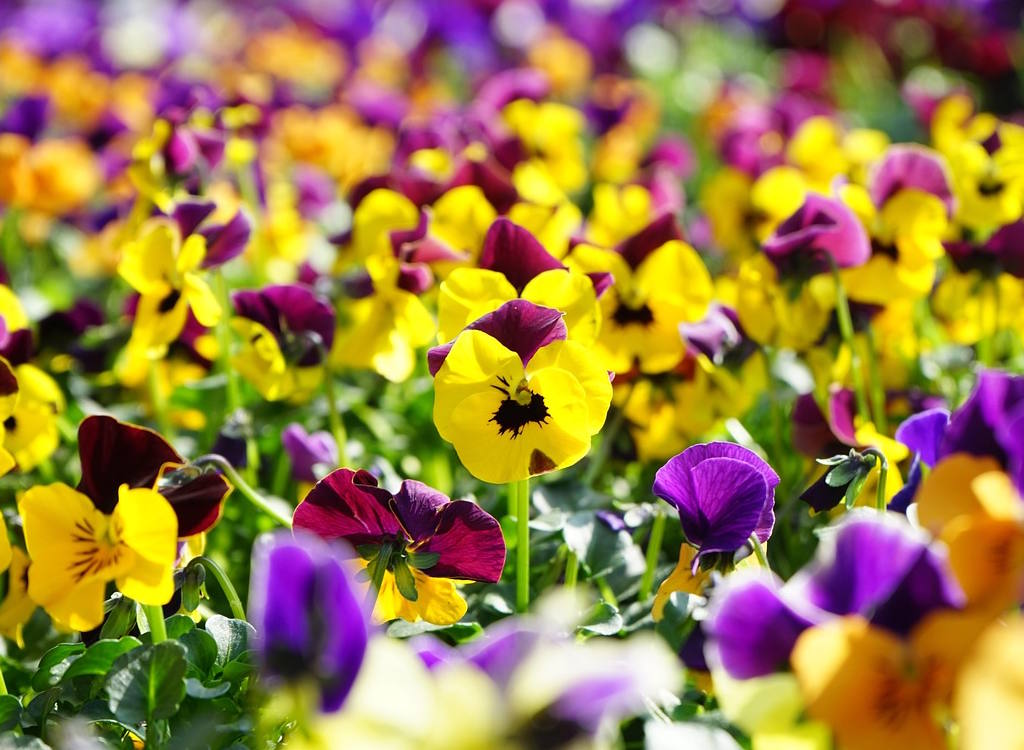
[583, 381, 635, 486]
[564, 550, 579, 589]
[507, 476, 517, 518]
[864, 448, 889, 512]
[639, 510, 667, 601]
[321, 367, 349, 466]
[516, 477, 530, 612]
[143, 604, 167, 643]
[195, 556, 246, 620]
[147, 360, 174, 442]
[831, 262, 871, 428]
[748, 534, 770, 569]
[193, 454, 292, 527]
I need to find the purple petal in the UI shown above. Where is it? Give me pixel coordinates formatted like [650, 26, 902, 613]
[552, 674, 638, 731]
[201, 210, 252, 268]
[172, 199, 215, 238]
[410, 635, 457, 671]
[680, 305, 742, 361]
[588, 271, 614, 297]
[706, 575, 816, 679]
[233, 285, 335, 365]
[941, 370, 1024, 464]
[0, 95, 49, 140]
[984, 221, 1024, 279]
[792, 392, 843, 458]
[616, 213, 684, 270]
[282, 424, 339, 484]
[895, 408, 950, 468]
[479, 218, 564, 292]
[428, 299, 567, 375]
[888, 456, 922, 514]
[869, 145, 955, 216]
[763, 193, 871, 272]
[414, 497, 506, 582]
[827, 387, 858, 446]
[390, 480, 450, 543]
[799, 472, 847, 513]
[165, 128, 199, 175]
[293, 469, 403, 548]
[396, 263, 434, 295]
[788, 512, 965, 635]
[474, 68, 549, 112]
[1001, 404, 1024, 495]
[465, 621, 541, 687]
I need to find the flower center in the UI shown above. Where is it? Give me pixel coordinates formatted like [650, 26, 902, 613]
[612, 301, 654, 326]
[68, 513, 128, 583]
[490, 376, 550, 438]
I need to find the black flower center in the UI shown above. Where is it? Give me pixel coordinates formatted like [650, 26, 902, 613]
[490, 376, 550, 438]
[978, 177, 1004, 197]
[158, 289, 182, 313]
[612, 302, 654, 326]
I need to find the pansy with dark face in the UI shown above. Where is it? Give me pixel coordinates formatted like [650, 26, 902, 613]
[430, 299, 612, 484]
[231, 284, 335, 401]
[293, 468, 506, 625]
[762, 192, 871, 279]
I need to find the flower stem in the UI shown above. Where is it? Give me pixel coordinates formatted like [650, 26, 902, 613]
[143, 604, 167, 643]
[195, 556, 246, 620]
[516, 477, 530, 612]
[583, 381, 635, 486]
[862, 325, 888, 434]
[322, 368, 349, 466]
[748, 534, 769, 569]
[639, 510, 667, 601]
[193, 454, 292, 527]
[147, 360, 173, 442]
[830, 262, 871, 428]
[863, 447, 889, 512]
[564, 549, 579, 589]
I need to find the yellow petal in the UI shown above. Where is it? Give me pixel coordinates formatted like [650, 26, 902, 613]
[652, 544, 707, 621]
[183, 272, 222, 327]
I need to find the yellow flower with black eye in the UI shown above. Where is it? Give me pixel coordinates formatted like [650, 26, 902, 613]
[586, 183, 655, 248]
[0, 547, 35, 647]
[502, 99, 587, 194]
[20, 483, 178, 631]
[567, 222, 712, 374]
[4, 362, 64, 472]
[333, 254, 436, 383]
[430, 301, 611, 484]
[118, 217, 221, 354]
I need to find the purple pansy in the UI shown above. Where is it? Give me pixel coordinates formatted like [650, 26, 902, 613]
[869, 145, 956, 216]
[763, 192, 871, 276]
[292, 468, 506, 584]
[248, 530, 368, 713]
[706, 512, 965, 678]
[282, 424, 339, 484]
[169, 199, 251, 268]
[653, 442, 780, 569]
[428, 299, 568, 376]
[233, 284, 335, 367]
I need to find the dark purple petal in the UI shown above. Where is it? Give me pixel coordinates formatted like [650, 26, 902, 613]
[616, 213, 684, 270]
[941, 370, 1024, 464]
[282, 424, 339, 484]
[201, 210, 252, 268]
[172, 199, 216, 238]
[799, 472, 848, 513]
[396, 263, 434, 295]
[428, 299, 567, 375]
[869, 145, 955, 216]
[233, 285, 336, 365]
[1001, 404, 1024, 495]
[77, 415, 181, 513]
[0, 95, 49, 139]
[479, 218, 564, 292]
[895, 408, 950, 468]
[249, 530, 368, 713]
[588, 272, 614, 297]
[763, 193, 871, 273]
[984, 221, 1024, 279]
[706, 575, 816, 679]
[679, 622, 709, 673]
[163, 471, 231, 537]
[792, 392, 843, 458]
[390, 480, 450, 543]
[679, 305, 742, 361]
[788, 512, 965, 635]
[888, 456, 922, 514]
[293, 468, 403, 548]
[409, 494, 506, 582]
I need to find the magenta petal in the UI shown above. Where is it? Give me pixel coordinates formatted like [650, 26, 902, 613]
[616, 213, 684, 269]
[172, 199, 216, 238]
[707, 574, 817, 679]
[869, 145, 955, 216]
[201, 210, 252, 268]
[763, 192, 870, 271]
[479, 218, 564, 292]
[827, 387, 859, 446]
[163, 472, 231, 537]
[293, 468, 403, 547]
[416, 499, 506, 582]
[428, 299, 567, 375]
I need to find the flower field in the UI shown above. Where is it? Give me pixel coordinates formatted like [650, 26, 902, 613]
[0, 1, 1023, 748]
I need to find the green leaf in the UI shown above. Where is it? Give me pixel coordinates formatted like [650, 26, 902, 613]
[825, 460, 859, 487]
[105, 641, 187, 725]
[0, 737, 50, 750]
[180, 628, 219, 678]
[165, 614, 197, 640]
[393, 560, 418, 601]
[407, 551, 440, 570]
[0, 695, 21, 733]
[578, 601, 623, 636]
[62, 637, 143, 682]
[32, 643, 86, 691]
[205, 616, 255, 666]
[99, 596, 137, 640]
[184, 677, 232, 699]
[386, 620, 483, 643]
[845, 472, 869, 510]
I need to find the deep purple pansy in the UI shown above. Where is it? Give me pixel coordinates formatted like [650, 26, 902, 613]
[249, 530, 368, 713]
[77, 415, 231, 537]
[233, 284, 336, 367]
[292, 468, 506, 584]
[763, 192, 871, 276]
[653, 442, 780, 569]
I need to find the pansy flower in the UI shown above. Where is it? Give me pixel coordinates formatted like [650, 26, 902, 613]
[249, 530, 368, 713]
[429, 299, 612, 484]
[437, 218, 602, 345]
[232, 284, 335, 401]
[653, 442, 780, 570]
[293, 468, 505, 625]
[566, 216, 713, 374]
[762, 192, 871, 279]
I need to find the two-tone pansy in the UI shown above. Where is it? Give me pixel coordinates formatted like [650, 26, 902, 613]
[429, 300, 612, 484]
